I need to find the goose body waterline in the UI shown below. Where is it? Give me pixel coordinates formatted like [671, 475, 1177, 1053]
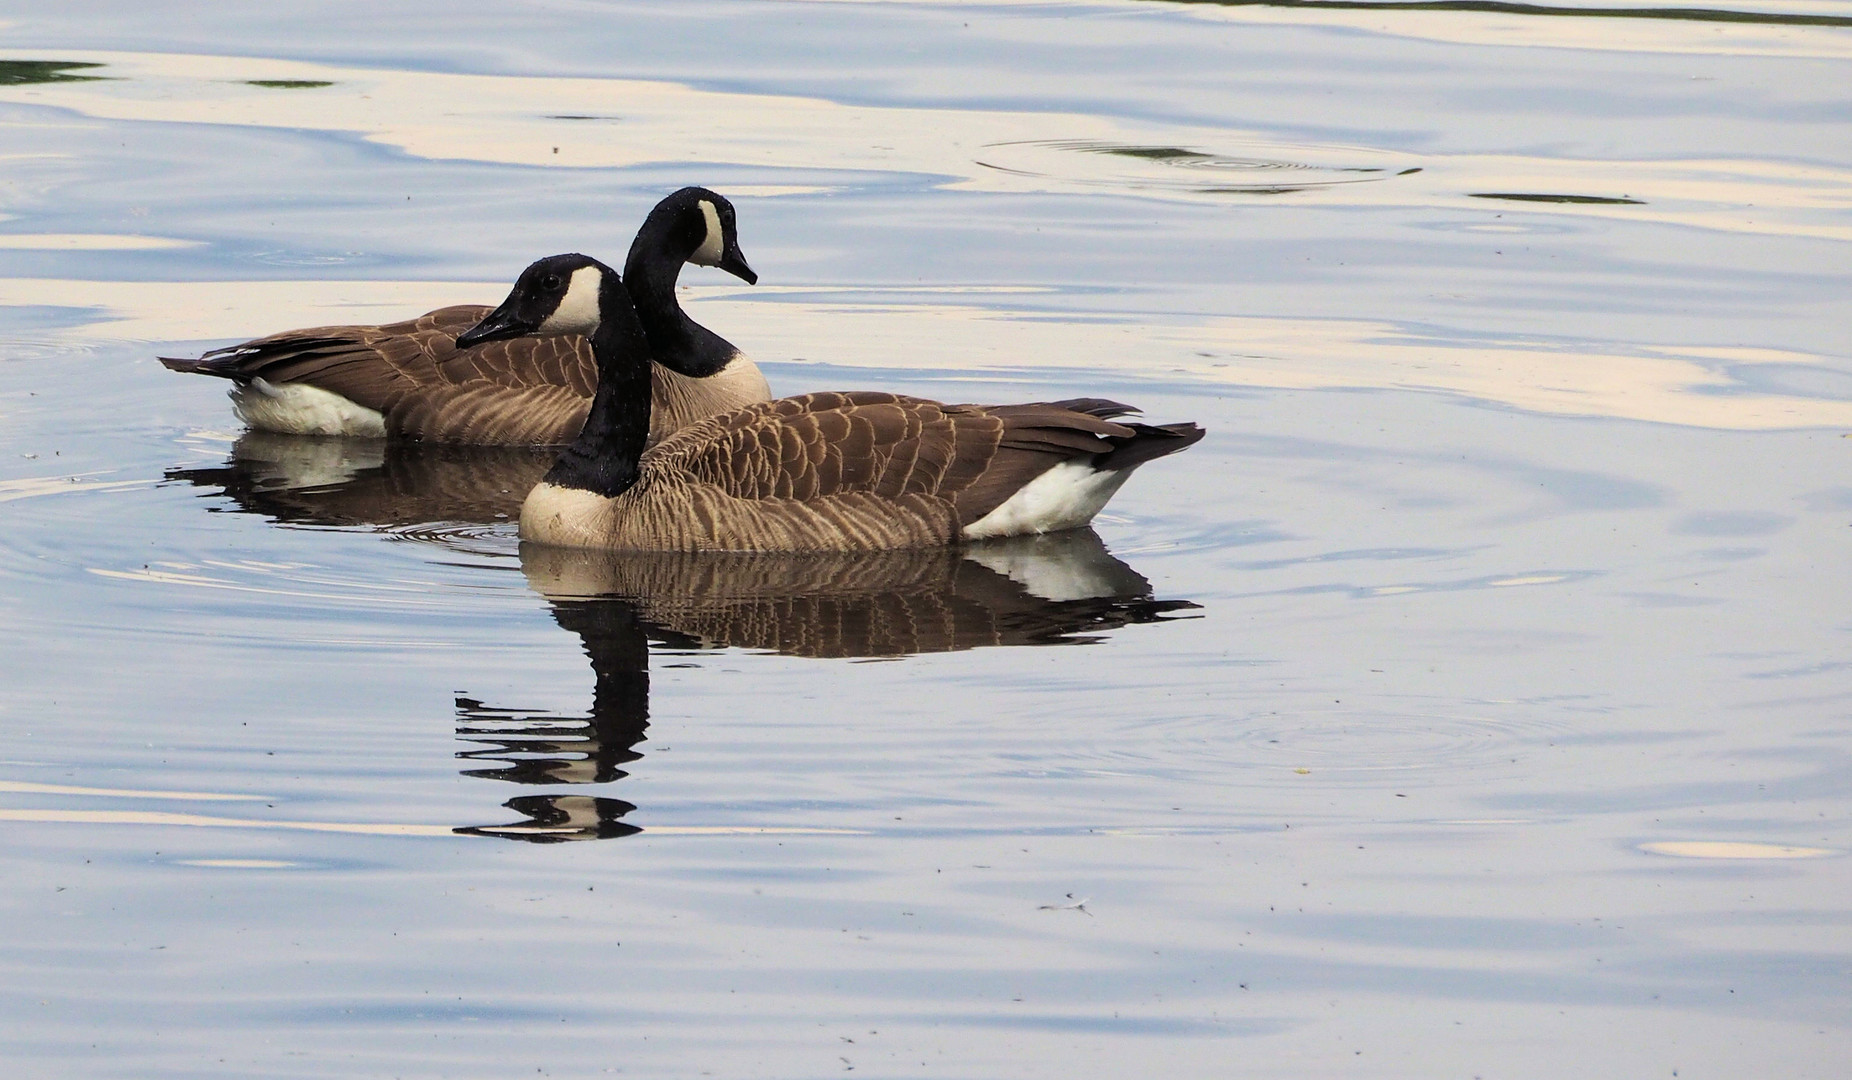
[158, 187, 770, 447]
[460, 254, 1205, 553]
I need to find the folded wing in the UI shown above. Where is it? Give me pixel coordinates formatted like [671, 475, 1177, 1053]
[654, 391, 1169, 527]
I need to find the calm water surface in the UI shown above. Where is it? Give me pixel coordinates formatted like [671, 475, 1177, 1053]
[1, 1, 1849, 1076]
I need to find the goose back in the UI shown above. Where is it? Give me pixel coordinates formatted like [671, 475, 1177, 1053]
[166, 305, 766, 447]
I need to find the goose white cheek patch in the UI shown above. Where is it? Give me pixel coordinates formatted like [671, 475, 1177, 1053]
[538, 265, 604, 335]
[691, 200, 724, 266]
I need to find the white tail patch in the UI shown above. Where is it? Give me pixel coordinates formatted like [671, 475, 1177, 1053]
[538, 265, 605, 335]
[961, 460, 1135, 541]
[230, 378, 386, 438]
[690, 200, 724, 266]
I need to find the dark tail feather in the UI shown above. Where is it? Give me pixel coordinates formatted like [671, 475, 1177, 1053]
[159, 335, 355, 383]
[1044, 397, 1141, 421]
[158, 354, 233, 378]
[159, 349, 258, 383]
[1094, 422, 1204, 471]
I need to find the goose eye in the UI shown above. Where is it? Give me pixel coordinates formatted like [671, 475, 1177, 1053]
[540, 273, 562, 291]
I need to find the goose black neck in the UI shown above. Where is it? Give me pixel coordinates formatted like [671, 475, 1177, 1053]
[624, 221, 738, 379]
[544, 274, 653, 498]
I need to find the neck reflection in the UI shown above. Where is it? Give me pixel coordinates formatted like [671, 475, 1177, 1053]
[450, 593, 655, 842]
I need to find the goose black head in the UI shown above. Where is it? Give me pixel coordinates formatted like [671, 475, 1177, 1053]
[652, 186, 756, 285]
[458, 253, 617, 347]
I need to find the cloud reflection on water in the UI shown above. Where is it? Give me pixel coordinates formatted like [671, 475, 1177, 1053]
[4, 49, 1849, 241]
[8, 276, 1848, 429]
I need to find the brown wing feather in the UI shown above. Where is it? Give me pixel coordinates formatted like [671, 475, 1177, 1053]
[387, 382, 593, 445]
[177, 305, 496, 394]
[652, 392, 1138, 526]
[233, 312, 598, 445]
[434, 329, 598, 397]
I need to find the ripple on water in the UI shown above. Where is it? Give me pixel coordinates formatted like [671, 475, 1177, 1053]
[0, 339, 101, 362]
[1097, 705, 1577, 788]
[1640, 840, 1840, 860]
[0, 462, 525, 645]
[1416, 218, 1582, 236]
[381, 521, 521, 557]
[974, 139, 1419, 197]
[247, 249, 372, 267]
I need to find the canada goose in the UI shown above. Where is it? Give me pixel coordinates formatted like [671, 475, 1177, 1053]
[457, 254, 1205, 552]
[158, 187, 770, 446]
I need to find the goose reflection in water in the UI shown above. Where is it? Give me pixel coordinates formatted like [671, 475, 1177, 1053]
[167, 430, 551, 531]
[167, 433, 1201, 842]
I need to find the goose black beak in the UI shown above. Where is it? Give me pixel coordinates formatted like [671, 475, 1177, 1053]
[457, 297, 535, 348]
[719, 240, 758, 286]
